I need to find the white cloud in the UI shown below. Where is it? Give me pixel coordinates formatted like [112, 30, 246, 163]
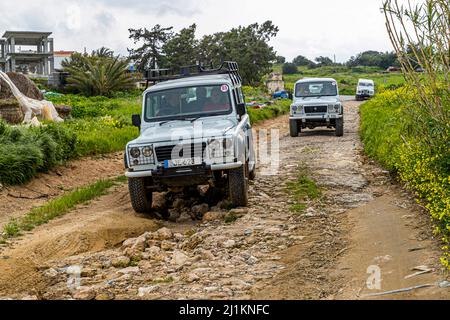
[0, 0, 396, 62]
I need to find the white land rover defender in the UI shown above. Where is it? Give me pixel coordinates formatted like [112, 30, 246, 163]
[356, 79, 375, 101]
[124, 62, 256, 214]
[289, 78, 344, 137]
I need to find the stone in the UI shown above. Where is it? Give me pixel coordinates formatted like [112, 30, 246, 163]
[173, 198, 186, 210]
[197, 185, 210, 196]
[73, 287, 96, 300]
[43, 268, 59, 278]
[223, 240, 236, 248]
[247, 256, 259, 265]
[81, 268, 97, 278]
[173, 233, 185, 242]
[181, 233, 203, 250]
[203, 211, 225, 222]
[153, 227, 173, 241]
[185, 273, 200, 283]
[171, 250, 189, 267]
[138, 286, 160, 297]
[122, 235, 147, 252]
[192, 204, 210, 217]
[21, 295, 39, 300]
[112, 256, 131, 268]
[117, 266, 140, 275]
[160, 240, 176, 251]
[199, 249, 215, 260]
[95, 292, 115, 300]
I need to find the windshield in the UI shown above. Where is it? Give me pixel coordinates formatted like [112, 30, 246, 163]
[295, 81, 338, 97]
[144, 84, 232, 122]
[359, 82, 374, 87]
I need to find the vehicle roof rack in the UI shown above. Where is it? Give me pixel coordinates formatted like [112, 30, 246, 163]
[144, 61, 242, 88]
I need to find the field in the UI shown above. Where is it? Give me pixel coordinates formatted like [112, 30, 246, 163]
[273, 64, 406, 95]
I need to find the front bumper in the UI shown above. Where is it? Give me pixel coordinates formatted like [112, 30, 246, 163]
[125, 161, 243, 178]
[290, 113, 343, 121]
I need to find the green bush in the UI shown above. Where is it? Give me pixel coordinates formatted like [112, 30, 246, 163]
[0, 121, 77, 185]
[248, 99, 291, 124]
[282, 63, 298, 75]
[360, 87, 449, 267]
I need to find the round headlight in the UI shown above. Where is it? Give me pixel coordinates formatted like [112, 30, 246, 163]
[292, 105, 298, 112]
[334, 104, 340, 111]
[130, 147, 141, 158]
[142, 146, 153, 158]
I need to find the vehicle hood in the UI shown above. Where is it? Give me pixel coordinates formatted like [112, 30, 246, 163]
[293, 96, 340, 105]
[130, 118, 237, 145]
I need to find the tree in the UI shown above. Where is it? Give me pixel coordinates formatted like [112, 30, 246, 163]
[347, 50, 399, 69]
[282, 63, 298, 74]
[197, 21, 279, 85]
[314, 56, 334, 66]
[276, 56, 286, 64]
[162, 24, 198, 70]
[63, 50, 134, 97]
[293, 55, 313, 66]
[128, 25, 174, 71]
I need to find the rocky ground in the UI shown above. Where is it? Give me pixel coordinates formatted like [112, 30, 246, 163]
[0, 98, 448, 300]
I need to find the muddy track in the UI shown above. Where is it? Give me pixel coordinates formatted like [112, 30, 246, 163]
[0, 99, 448, 300]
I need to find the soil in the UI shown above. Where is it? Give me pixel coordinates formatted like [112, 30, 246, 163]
[0, 98, 448, 300]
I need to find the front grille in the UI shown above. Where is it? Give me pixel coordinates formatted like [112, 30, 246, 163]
[155, 143, 207, 162]
[304, 105, 328, 114]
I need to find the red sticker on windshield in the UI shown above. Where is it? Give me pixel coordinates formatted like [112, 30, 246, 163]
[221, 85, 229, 92]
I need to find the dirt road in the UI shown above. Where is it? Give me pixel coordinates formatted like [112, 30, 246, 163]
[0, 98, 448, 300]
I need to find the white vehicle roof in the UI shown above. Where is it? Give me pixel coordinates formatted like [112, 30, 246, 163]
[358, 79, 374, 84]
[144, 74, 234, 93]
[295, 77, 337, 84]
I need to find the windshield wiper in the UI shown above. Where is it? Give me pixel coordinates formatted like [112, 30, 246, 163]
[159, 117, 202, 126]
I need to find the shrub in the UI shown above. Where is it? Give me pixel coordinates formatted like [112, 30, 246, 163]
[360, 87, 449, 268]
[282, 63, 298, 75]
[0, 120, 77, 185]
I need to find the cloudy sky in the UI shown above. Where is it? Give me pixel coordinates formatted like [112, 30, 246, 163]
[1, 0, 396, 62]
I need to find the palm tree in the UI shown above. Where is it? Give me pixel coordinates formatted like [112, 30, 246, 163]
[64, 52, 134, 96]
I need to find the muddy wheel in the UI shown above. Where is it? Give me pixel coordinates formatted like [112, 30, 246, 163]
[128, 178, 153, 214]
[228, 165, 249, 207]
[290, 119, 299, 137]
[335, 117, 344, 137]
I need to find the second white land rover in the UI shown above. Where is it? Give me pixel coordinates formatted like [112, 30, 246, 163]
[289, 78, 344, 137]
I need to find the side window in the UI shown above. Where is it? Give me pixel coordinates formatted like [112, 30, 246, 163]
[237, 87, 245, 104]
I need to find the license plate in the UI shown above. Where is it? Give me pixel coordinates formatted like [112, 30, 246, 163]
[164, 158, 202, 169]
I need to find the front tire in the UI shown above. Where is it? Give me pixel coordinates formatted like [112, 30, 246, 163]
[128, 178, 153, 214]
[335, 117, 344, 137]
[228, 165, 249, 207]
[290, 119, 300, 137]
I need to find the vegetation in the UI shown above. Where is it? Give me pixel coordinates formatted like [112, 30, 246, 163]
[361, 0, 449, 268]
[292, 55, 314, 67]
[347, 50, 399, 69]
[0, 120, 77, 185]
[62, 48, 134, 97]
[128, 21, 279, 86]
[282, 63, 298, 75]
[1, 176, 126, 241]
[286, 169, 321, 213]
[275, 64, 405, 95]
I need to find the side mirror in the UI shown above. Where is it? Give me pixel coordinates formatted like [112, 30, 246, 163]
[132, 114, 141, 130]
[236, 103, 246, 118]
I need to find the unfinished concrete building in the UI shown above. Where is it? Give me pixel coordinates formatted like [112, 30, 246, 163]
[0, 31, 54, 77]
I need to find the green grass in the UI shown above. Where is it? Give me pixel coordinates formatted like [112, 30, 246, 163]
[286, 170, 321, 213]
[1, 176, 126, 241]
[360, 87, 449, 268]
[274, 64, 406, 96]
